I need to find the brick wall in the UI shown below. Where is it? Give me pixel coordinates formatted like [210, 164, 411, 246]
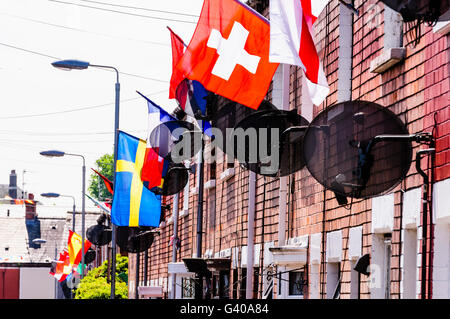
[130, 0, 450, 300]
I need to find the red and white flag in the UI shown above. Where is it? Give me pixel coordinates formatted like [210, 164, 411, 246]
[269, 0, 329, 106]
[176, 0, 279, 110]
[168, 27, 186, 100]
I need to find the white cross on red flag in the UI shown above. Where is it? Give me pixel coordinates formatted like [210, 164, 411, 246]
[176, 0, 279, 110]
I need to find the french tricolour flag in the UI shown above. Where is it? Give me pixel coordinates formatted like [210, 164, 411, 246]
[137, 91, 178, 190]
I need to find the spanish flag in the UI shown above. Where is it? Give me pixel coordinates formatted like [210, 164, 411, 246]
[68, 230, 91, 267]
[111, 131, 162, 227]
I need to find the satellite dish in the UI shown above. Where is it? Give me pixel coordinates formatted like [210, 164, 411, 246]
[84, 247, 96, 264]
[379, 0, 450, 23]
[116, 226, 155, 253]
[354, 254, 371, 275]
[211, 100, 276, 156]
[232, 109, 309, 177]
[148, 162, 190, 196]
[148, 120, 202, 161]
[303, 100, 413, 200]
[86, 224, 112, 246]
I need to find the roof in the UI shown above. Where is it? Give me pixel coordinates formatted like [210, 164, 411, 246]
[0, 204, 103, 264]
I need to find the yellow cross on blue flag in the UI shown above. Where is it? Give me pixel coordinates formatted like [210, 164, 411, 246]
[111, 131, 162, 227]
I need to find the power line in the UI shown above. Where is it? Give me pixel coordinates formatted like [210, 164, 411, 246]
[0, 41, 170, 83]
[0, 99, 131, 120]
[0, 89, 166, 120]
[48, 0, 197, 24]
[0, 97, 131, 119]
[0, 12, 170, 47]
[0, 128, 146, 136]
[0, 42, 58, 59]
[77, 0, 199, 18]
[0, 138, 113, 143]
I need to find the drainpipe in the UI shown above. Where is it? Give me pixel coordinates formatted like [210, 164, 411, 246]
[416, 148, 435, 299]
[246, 171, 256, 299]
[272, 64, 290, 299]
[171, 193, 180, 299]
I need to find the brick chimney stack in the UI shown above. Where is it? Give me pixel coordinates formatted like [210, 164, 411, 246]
[25, 193, 36, 220]
[8, 169, 17, 199]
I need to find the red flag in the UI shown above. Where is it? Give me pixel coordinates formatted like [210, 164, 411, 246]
[142, 147, 165, 190]
[68, 230, 92, 267]
[168, 27, 187, 99]
[51, 250, 72, 282]
[176, 0, 279, 110]
[269, 0, 329, 105]
[91, 168, 114, 195]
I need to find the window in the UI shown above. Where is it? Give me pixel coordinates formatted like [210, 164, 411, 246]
[220, 271, 231, 299]
[326, 262, 341, 299]
[253, 268, 260, 299]
[180, 181, 190, 217]
[239, 268, 247, 299]
[181, 278, 195, 299]
[288, 271, 306, 296]
[370, 233, 392, 299]
[212, 271, 231, 299]
[232, 269, 238, 299]
[210, 162, 216, 181]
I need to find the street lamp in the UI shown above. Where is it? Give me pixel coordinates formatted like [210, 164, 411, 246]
[41, 193, 76, 232]
[51, 59, 120, 299]
[40, 150, 86, 279]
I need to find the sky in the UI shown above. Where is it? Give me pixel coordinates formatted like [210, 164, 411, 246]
[0, 0, 328, 211]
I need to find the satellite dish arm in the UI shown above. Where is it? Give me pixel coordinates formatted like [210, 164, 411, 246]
[353, 132, 433, 196]
[367, 132, 433, 154]
[281, 126, 309, 141]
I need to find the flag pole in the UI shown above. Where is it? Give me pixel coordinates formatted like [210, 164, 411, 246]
[194, 92, 215, 299]
[110, 70, 120, 299]
[195, 121, 205, 299]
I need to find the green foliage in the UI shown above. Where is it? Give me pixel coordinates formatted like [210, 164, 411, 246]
[88, 153, 114, 201]
[74, 254, 128, 299]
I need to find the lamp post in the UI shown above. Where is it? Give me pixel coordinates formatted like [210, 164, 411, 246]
[40, 150, 86, 279]
[41, 193, 76, 232]
[51, 59, 120, 299]
[33, 238, 59, 298]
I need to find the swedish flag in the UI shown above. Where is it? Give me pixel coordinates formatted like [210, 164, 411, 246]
[111, 131, 161, 227]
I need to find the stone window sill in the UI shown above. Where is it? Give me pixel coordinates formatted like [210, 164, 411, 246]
[220, 168, 235, 181]
[370, 47, 406, 74]
[204, 179, 216, 190]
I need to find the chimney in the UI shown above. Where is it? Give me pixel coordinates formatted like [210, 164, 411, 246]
[25, 193, 36, 220]
[8, 169, 17, 199]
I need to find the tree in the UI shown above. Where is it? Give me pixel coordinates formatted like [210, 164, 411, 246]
[75, 254, 128, 299]
[88, 153, 114, 201]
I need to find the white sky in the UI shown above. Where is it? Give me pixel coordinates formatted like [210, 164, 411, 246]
[0, 0, 327, 210]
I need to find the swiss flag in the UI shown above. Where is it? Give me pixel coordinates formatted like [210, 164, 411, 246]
[176, 0, 279, 110]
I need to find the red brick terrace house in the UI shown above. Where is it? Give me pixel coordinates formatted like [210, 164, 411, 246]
[128, 0, 450, 299]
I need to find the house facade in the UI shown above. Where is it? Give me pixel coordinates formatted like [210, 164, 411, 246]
[129, 0, 450, 299]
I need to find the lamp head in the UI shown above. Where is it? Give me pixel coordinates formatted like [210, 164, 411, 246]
[51, 59, 90, 71]
[40, 150, 65, 157]
[41, 192, 60, 198]
[32, 238, 47, 244]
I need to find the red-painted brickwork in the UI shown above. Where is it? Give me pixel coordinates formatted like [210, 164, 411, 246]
[128, 0, 450, 300]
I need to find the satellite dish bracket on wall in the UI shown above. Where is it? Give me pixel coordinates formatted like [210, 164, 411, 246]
[345, 132, 434, 198]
